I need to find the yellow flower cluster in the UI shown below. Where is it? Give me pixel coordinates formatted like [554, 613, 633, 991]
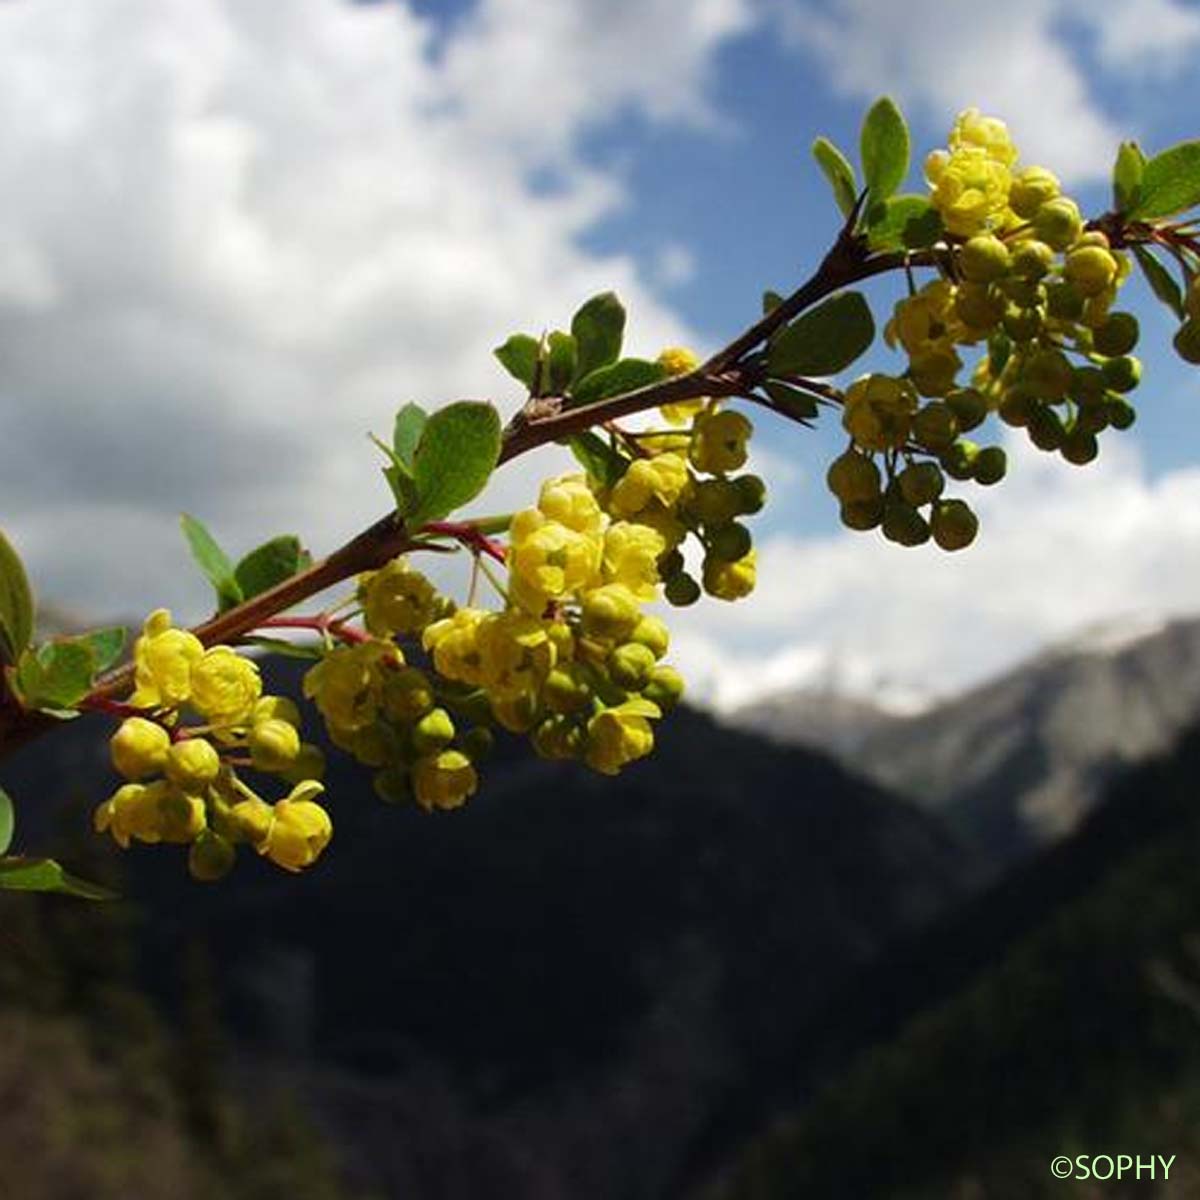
[828, 108, 1141, 551]
[95, 610, 329, 879]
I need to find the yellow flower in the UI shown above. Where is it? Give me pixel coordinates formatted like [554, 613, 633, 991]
[703, 550, 757, 601]
[656, 347, 706, 425]
[422, 607, 488, 686]
[842, 374, 918, 452]
[360, 557, 438, 637]
[381, 666, 436, 723]
[584, 699, 660, 776]
[508, 511, 601, 613]
[258, 782, 333, 872]
[477, 611, 557, 699]
[948, 107, 1018, 167]
[129, 609, 203, 709]
[885, 280, 964, 357]
[252, 695, 301, 728]
[608, 454, 690, 518]
[110, 716, 171, 780]
[190, 647, 262, 728]
[537, 473, 605, 538]
[633, 499, 687, 551]
[413, 750, 478, 811]
[157, 787, 207, 844]
[95, 783, 159, 848]
[602, 521, 665, 600]
[303, 640, 400, 732]
[927, 146, 1012, 238]
[689, 410, 752, 474]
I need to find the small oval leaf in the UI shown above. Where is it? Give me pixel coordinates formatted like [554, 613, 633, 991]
[1112, 141, 1145, 213]
[409, 401, 502, 526]
[180, 514, 243, 612]
[494, 334, 540, 389]
[1132, 245, 1185, 319]
[0, 856, 116, 900]
[1129, 140, 1200, 219]
[234, 536, 311, 601]
[570, 292, 626, 383]
[867, 194, 942, 250]
[860, 97, 909, 204]
[392, 403, 428, 470]
[14, 641, 95, 711]
[767, 291, 876, 378]
[0, 527, 34, 665]
[811, 136, 858, 217]
[572, 358, 667, 405]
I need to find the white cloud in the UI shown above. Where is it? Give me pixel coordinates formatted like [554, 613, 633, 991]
[773, 0, 1200, 182]
[672, 434, 1200, 712]
[0, 0, 756, 621]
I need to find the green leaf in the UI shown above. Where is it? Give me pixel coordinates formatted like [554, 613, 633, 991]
[762, 290, 785, 315]
[14, 641, 95, 711]
[392, 403, 428, 471]
[860, 97, 909, 204]
[75, 627, 126, 675]
[570, 292, 625, 383]
[572, 357, 667, 405]
[0, 527, 34, 666]
[866, 194, 942, 250]
[234, 536, 310, 601]
[408, 401, 503, 526]
[567, 431, 629, 490]
[763, 381, 819, 422]
[241, 636, 324, 661]
[0, 788, 13, 856]
[1129, 140, 1200, 219]
[493, 334, 540, 390]
[1132, 245, 1185, 319]
[180, 514, 242, 611]
[811, 137, 858, 218]
[546, 331, 576, 395]
[0, 857, 116, 900]
[767, 291, 876, 378]
[988, 332, 1012, 378]
[1112, 141, 1145, 213]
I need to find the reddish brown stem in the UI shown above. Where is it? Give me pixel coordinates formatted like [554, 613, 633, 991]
[419, 521, 508, 564]
[256, 615, 370, 644]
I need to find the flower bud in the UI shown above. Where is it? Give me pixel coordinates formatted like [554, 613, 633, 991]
[959, 234, 1010, 283]
[1173, 318, 1200, 364]
[413, 750, 478, 812]
[411, 707, 456, 755]
[1031, 197, 1082, 250]
[972, 446, 1008, 486]
[188, 830, 236, 882]
[1064, 246, 1118, 297]
[881, 500, 931, 547]
[931, 499, 979, 551]
[249, 718, 302, 773]
[897, 462, 944, 507]
[642, 665, 685, 713]
[608, 642, 657, 690]
[110, 717, 171, 780]
[826, 450, 882, 503]
[1060, 429, 1099, 465]
[165, 737, 221, 790]
[1009, 166, 1060, 219]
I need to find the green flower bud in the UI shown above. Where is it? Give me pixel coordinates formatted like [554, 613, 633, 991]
[1173, 318, 1200, 365]
[543, 663, 593, 714]
[630, 616, 670, 660]
[826, 450, 882, 503]
[1027, 404, 1065, 451]
[840, 498, 884, 530]
[460, 727, 495, 763]
[110, 716, 171, 781]
[382, 666, 436, 723]
[1068, 366, 1107, 404]
[1009, 240, 1055, 280]
[252, 695, 302, 728]
[1045, 280, 1084, 320]
[733, 474, 767, 515]
[188, 830, 236, 883]
[940, 439, 979, 481]
[1104, 396, 1137, 430]
[1100, 355, 1141, 393]
[897, 462, 945, 506]
[911, 402, 959, 452]
[609, 642, 657, 690]
[664, 572, 701, 607]
[881, 500, 930, 547]
[1003, 303, 1044, 342]
[1023, 348, 1072, 399]
[1009, 166, 1061, 219]
[972, 446, 1008, 486]
[643, 665, 685, 713]
[1064, 245, 1118, 297]
[954, 283, 1005, 330]
[411, 707, 456, 755]
[658, 548, 686, 579]
[944, 387, 988, 432]
[930, 499, 979, 551]
[531, 715, 586, 761]
[1187, 278, 1200, 321]
[1000, 275, 1046, 309]
[708, 522, 752, 563]
[998, 387, 1036, 428]
[373, 766, 413, 806]
[1091, 312, 1139, 357]
[959, 234, 1010, 282]
[686, 478, 742, 525]
[1060, 429, 1099, 465]
[1032, 196, 1083, 250]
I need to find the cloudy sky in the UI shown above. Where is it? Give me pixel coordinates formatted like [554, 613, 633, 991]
[3, 0, 1200, 712]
